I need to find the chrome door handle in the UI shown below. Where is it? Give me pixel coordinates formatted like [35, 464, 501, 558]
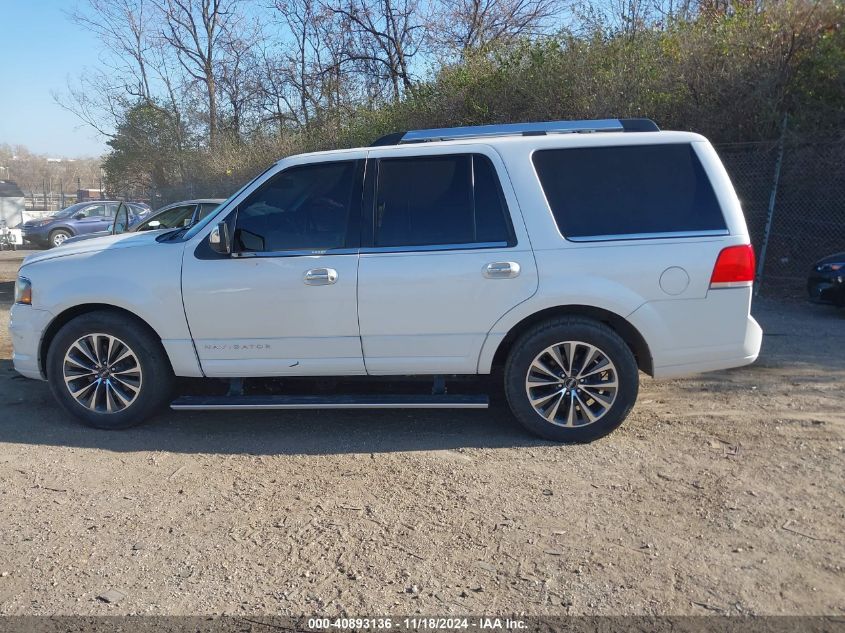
[304, 268, 338, 285]
[483, 261, 521, 279]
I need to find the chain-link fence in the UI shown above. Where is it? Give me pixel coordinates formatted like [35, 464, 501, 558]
[716, 139, 845, 298]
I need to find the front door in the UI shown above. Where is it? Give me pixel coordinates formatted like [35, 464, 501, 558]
[181, 156, 366, 377]
[357, 146, 538, 375]
[75, 203, 115, 234]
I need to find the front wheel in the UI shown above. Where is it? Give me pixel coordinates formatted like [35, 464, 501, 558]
[49, 229, 71, 248]
[504, 317, 639, 442]
[46, 311, 174, 429]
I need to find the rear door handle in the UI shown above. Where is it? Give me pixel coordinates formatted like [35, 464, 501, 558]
[304, 268, 338, 285]
[483, 261, 521, 279]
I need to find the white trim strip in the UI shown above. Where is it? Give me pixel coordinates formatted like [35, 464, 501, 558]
[709, 281, 753, 289]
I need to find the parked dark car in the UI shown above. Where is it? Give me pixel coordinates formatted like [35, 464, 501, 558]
[63, 199, 224, 245]
[21, 201, 150, 248]
[808, 251, 845, 306]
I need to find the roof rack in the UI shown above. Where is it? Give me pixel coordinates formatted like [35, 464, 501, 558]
[370, 118, 659, 146]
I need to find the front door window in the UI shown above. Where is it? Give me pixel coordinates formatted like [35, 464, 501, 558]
[234, 161, 358, 253]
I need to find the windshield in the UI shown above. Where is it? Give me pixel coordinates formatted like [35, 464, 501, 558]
[53, 203, 85, 218]
[180, 165, 276, 241]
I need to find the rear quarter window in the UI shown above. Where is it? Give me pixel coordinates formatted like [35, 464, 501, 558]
[532, 143, 727, 240]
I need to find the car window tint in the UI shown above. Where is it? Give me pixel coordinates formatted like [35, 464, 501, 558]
[82, 204, 106, 218]
[234, 161, 357, 252]
[139, 205, 195, 230]
[374, 153, 513, 247]
[532, 144, 726, 239]
[198, 203, 219, 220]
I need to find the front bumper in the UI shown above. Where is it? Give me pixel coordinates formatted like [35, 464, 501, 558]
[9, 304, 53, 380]
[20, 227, 51, 246]
[807, 273, 845, 306]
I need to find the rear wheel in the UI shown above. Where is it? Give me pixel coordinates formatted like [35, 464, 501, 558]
[46, 311, 174, 429]
[504, 317, 639, 442]
[49, 229, 71, 248]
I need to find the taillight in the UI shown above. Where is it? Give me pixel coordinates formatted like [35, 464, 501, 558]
[710, 244, 756, 288]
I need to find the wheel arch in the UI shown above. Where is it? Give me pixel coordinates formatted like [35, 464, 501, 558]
[489, 305, 654, 376]
[49, 225, 76, 236]
[39, 303, 169, 377]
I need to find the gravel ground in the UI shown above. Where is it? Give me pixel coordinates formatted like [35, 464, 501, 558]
[0, 249, 843, 617]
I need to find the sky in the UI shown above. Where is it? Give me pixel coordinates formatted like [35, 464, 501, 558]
[0, 0, 109, 157]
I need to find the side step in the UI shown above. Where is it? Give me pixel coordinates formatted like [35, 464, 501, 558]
[170, 394, 489, 411]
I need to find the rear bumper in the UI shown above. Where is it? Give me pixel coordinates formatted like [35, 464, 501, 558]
[628, 287, 763, 379]
[651, 315, 762, 379]
[9, 304, 52, 380]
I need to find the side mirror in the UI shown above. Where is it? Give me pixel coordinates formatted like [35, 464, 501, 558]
[74, 212, 85, 220]
[112, 203, 130, 235]
[209, 221, 232, 255]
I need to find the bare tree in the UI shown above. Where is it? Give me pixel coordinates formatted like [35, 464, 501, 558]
[272, 0, 325, 127]
[216, 19, 262, 140]
[325, 0, 425, 102]
[64, 0, 190, 179]
[153, 0, 245, 146]
[432, 0, 562, 55]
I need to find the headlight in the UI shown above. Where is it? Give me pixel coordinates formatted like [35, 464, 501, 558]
[817, 263, 844, 272]
[14, 277, 32, 305]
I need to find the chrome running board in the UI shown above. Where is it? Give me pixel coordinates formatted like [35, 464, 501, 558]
[170, 394, 489, 410]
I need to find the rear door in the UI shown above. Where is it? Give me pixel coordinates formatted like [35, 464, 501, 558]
[357, 144, 538, 374]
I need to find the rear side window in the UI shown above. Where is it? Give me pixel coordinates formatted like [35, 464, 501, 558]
[374, 153, 514, 247]
[532, 144, 726, 240]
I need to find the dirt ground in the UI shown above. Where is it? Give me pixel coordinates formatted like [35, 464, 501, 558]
[0, 249, 842, 617]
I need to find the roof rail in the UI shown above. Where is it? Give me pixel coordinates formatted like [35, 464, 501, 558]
[370, 118, 659, 146]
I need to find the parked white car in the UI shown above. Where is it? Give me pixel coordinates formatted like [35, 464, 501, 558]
[9, 119, 762, 441]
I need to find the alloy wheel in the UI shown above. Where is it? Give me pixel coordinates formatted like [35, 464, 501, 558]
[524, 340, 618, 427]
[62, 333, 142, 413]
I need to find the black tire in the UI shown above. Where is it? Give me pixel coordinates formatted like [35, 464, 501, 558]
[48, 229, 72, 248]
[504, 317, 639, 442]
[46, 311, 174, 429]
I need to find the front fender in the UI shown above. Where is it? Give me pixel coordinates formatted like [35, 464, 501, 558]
[21, 242, 196, 372]
[50, 224, 77, 236]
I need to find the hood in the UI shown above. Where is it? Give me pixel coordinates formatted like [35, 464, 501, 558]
[815, 251, 845, 266]
[21, 230, 168, 267]
[23, 217, 57, 227]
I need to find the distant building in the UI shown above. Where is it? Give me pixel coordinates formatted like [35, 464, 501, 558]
[77, 188, 105, 203]
[0, 180, 25, 227]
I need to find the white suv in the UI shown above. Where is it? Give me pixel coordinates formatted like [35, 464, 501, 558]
[9, 119, 762, 442]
